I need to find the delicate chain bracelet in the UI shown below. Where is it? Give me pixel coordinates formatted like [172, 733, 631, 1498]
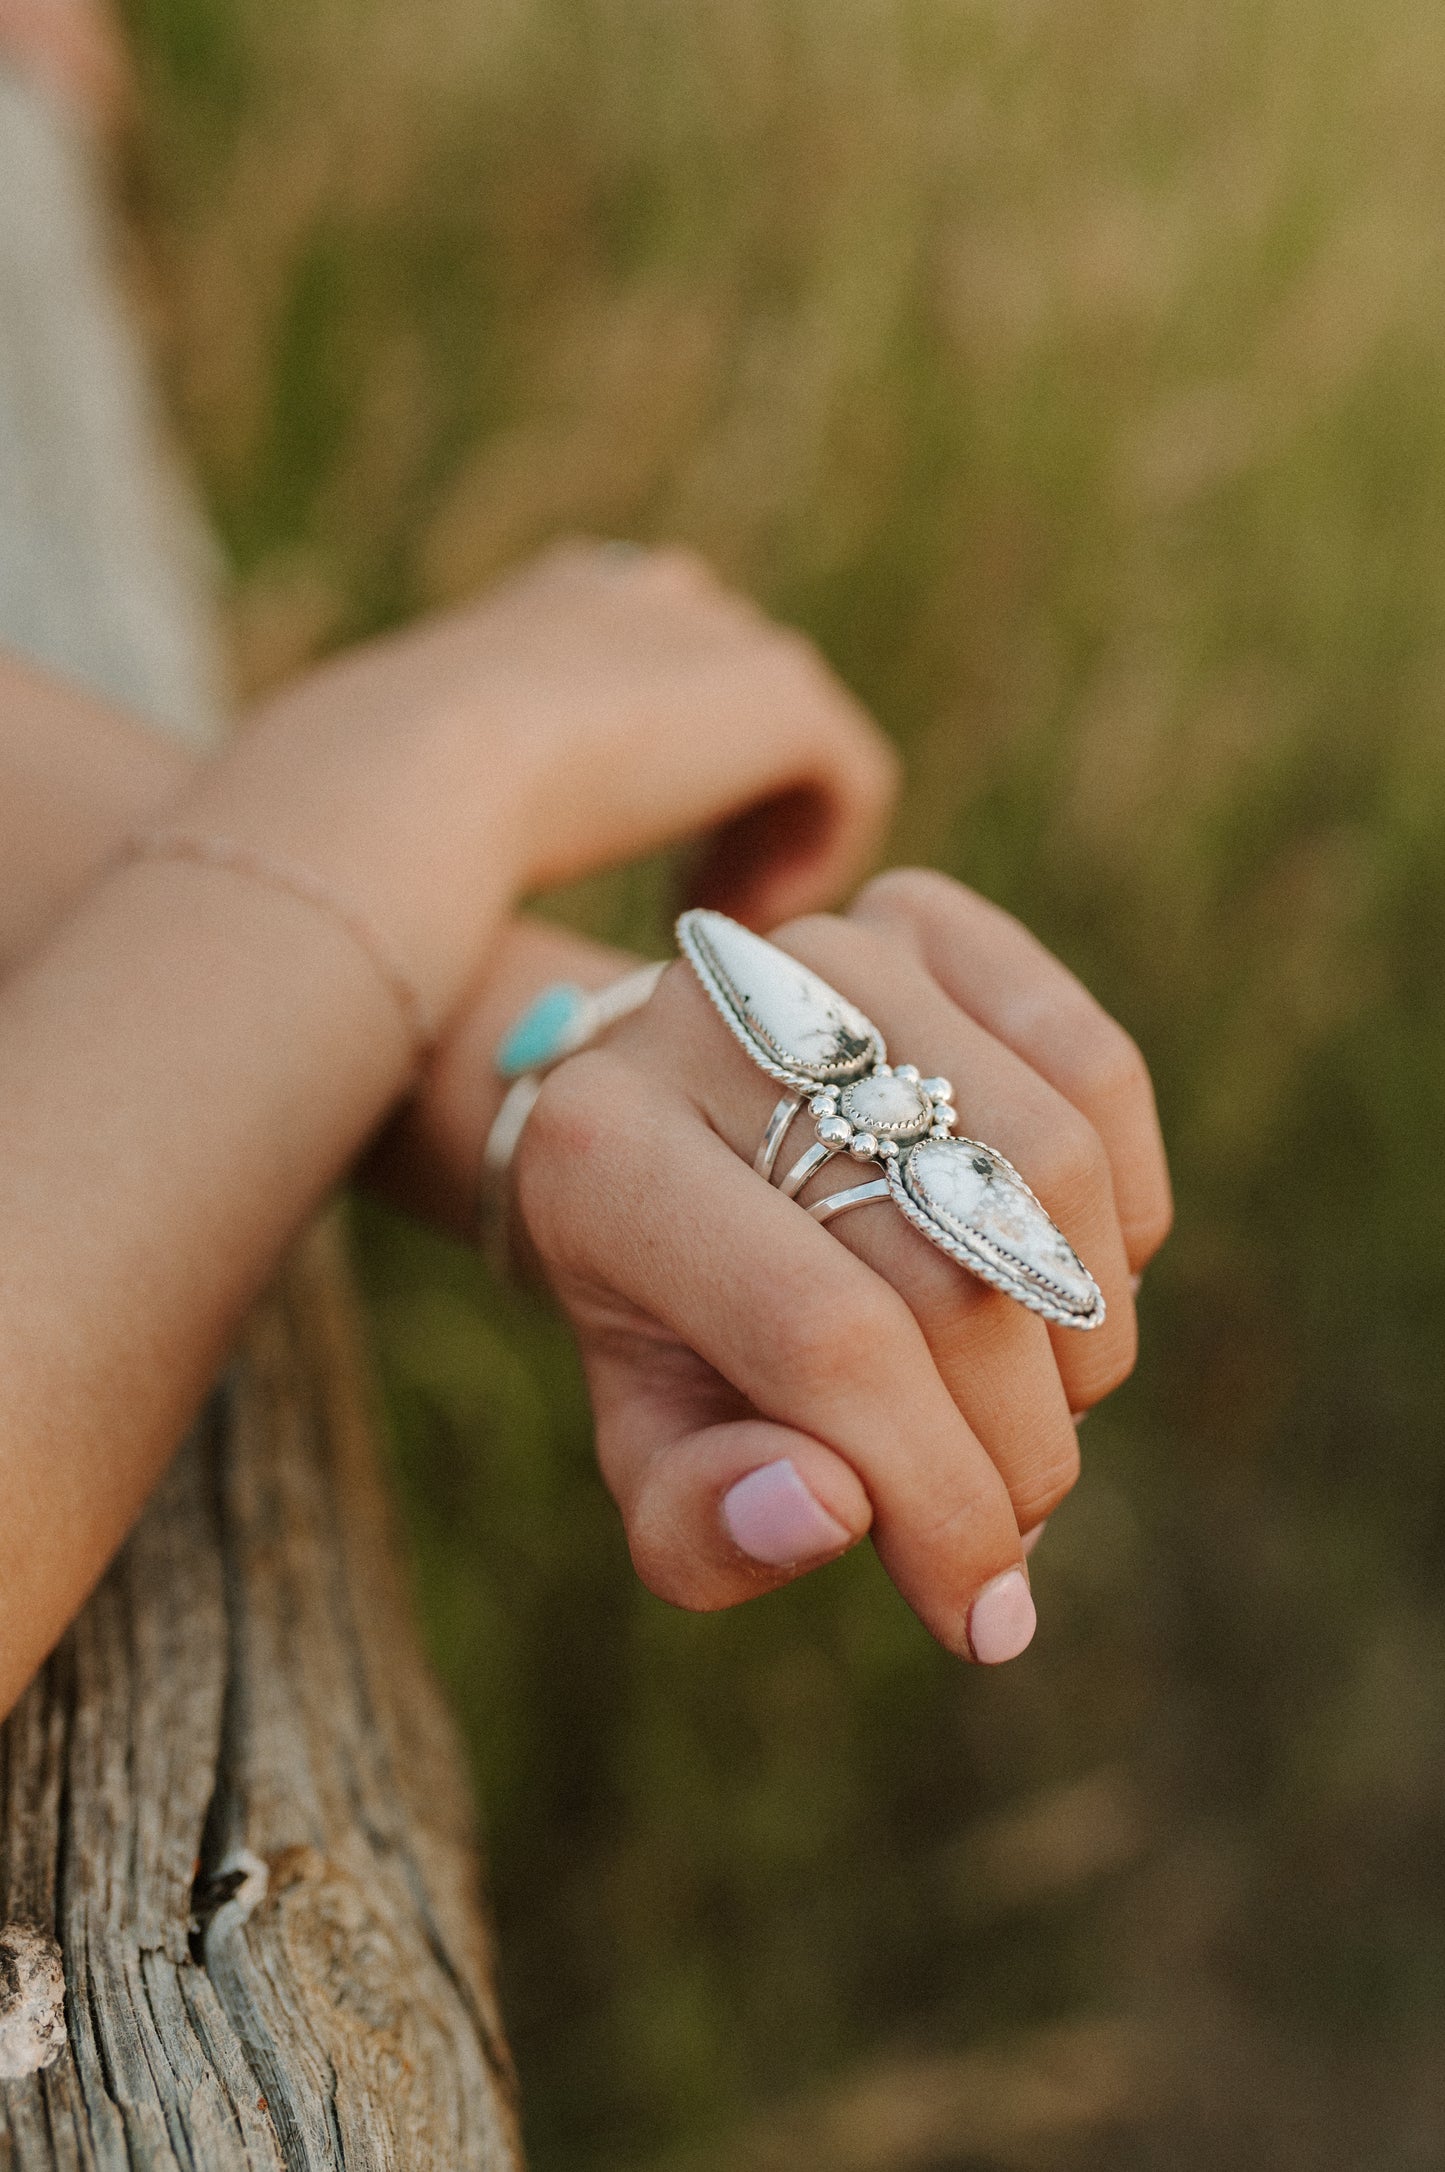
[128, 830, 436, 1065]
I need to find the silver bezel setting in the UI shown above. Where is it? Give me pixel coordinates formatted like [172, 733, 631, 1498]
[888, 1142, 1105, 1330]
[677, 910, 885, 1091]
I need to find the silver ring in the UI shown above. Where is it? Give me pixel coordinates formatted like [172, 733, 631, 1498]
[779, 1141, 835, 1200]
[677, 907, 1105, 1330]
[754, 1093, 802, 1180]
[809, 1177, 891, 1226]
[481, 960, 666, 1264]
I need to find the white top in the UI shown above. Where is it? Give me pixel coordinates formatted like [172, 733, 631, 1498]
[0, 64, 225, 746]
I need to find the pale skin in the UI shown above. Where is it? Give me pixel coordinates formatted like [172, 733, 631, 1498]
[0, 544, 1170, 1716]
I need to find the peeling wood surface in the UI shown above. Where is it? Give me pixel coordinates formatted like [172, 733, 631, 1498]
[0, 1225, 523, 2170]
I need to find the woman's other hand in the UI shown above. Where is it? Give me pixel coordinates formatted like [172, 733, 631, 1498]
[227, 541, 899, 1026]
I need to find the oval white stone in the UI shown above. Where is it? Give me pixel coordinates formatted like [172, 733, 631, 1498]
[678, 910, 885, 1084]
[900, 1138, 1103, 1322]
[840, 1071, 933, 1140]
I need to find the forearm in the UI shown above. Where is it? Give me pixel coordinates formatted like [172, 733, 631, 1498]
[0, 862, 413, 1696]
[0, 707, 532, 1713]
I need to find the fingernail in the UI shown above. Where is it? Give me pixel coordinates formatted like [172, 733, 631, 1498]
[967, 1569, 1038, 1664]
[722, 1459, 852, 1568]
[1021, 1519, 1048, 1557]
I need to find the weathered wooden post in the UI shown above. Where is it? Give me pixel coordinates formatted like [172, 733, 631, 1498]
[0, 68, 522, 2166]
[0, 1232, 522, 2169]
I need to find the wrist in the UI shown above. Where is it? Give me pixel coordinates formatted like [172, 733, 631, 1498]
[171, 685, 536, 1032]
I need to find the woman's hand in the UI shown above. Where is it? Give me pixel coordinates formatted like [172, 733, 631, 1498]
[0, 552, 896, 1715]
[510, 873, 1172, 1662]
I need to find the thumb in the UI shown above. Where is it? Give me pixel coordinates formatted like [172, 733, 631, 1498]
[585, 1350, 873, 1611]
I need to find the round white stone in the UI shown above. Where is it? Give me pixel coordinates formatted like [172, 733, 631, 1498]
[839, 1072, 933, 1140]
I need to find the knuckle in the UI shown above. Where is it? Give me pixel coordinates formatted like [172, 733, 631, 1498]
[632, 958, 719, 1079]
[916, 1471, 1007, 1566]
[639, 956, 703, 1035]
[770, 910, 891, 984]
[1066, 1012, 1154, 1114]
[853, 865, 956, 923]
[1070, 1309, 1140, 1408]
[521, 1052, 607, 1160]
[1009, 1432, 1082, 1530]
[512, 1051, 620, 1246]
[651, 543, 716, 589]
[1126, 1190, 1175, 1261]
[769, 627, 858, 711]
[769, 1285, 903, 1394]
[625, 1491, 730, 1614]
[1023, 1106, 1111, 1219]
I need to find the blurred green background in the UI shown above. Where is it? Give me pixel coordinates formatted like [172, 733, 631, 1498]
[119, 0, 1445, 2164]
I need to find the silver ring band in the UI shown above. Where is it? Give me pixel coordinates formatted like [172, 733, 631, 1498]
[483, 961, 666, 1266]
[754, 1093, 802, 1180]
[808, 1177, 891, 1225]
[779, 1141, 838, 1200]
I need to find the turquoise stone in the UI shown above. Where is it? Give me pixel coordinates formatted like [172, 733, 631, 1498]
[496, 983, 588, 1077]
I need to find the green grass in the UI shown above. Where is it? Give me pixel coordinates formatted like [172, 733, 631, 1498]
[121, 1, 1445, 2163]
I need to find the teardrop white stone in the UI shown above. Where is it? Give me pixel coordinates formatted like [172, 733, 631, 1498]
[894, 1138, 1104, 1327]
[678, 910, 885, 1086]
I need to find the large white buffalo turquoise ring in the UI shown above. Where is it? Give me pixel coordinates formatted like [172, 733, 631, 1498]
[677, 909, 1105, 1331]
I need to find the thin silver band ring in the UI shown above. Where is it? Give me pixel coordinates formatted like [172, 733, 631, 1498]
[779, 1141, 836, 1200]
[754, 1093, 802, 1180]
[808, 1177, 892, 1225]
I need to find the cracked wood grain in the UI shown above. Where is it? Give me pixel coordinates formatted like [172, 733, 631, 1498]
[0, 1223, 523, 2170]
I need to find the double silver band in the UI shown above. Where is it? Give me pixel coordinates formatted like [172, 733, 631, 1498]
[808, 1176, 891, 1225]
[753, 1093, 802, 1180]
[756, 1091, 895, 1223]
[779, 1139, 836, 1201]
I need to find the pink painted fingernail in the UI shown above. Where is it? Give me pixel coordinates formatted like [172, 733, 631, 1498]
[722, 1459, 852, 1568]
[1021, 1520, 1048, 1557]
[967, 1569, 1038, 1664]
